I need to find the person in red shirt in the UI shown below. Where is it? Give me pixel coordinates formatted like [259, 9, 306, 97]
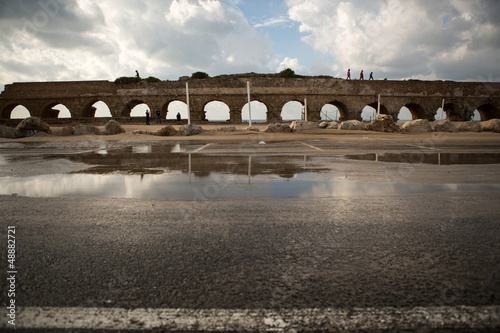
[347, 69, 351, 80]
[360, 70, 364, 80]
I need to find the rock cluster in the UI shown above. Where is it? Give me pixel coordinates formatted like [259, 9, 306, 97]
[290, 120, 318, 132]
[366, 114, 401, 133]
[74, 124, 101, 135]
[480, 119, 500, 132]
[433, 120, 457, 132]
[339, 120, 365, 130]
[0, 125, 17, 138]
[104, 120, 125, 135]
[155, 126, 178, 136]
[402, 119, 432, 133]
[179, 124, 203, 136]
[264, 123, 292, 133]
[457, 121, 482, 132]
[15, 117, 52, 138]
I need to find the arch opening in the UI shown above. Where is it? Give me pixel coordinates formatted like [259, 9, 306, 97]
[362, 106, 377, 121]
[404, 103, 426, 120]
[397, 107, 413, 123]
[242, 101, 267, 123]
[477, 104, 500, 121]
[434, 107, 447, 121]
[281, 101, 303, 121]
[83, 101, 112, 118]
[121, 100, 149, 117]
[323, 101, 348, 121]
[321, 104, 340, 121]
[443, 103, 463, 121]
[204, 101, 230, 122]
[42, 103, 71, 118]
[167, 101, 188, 120]
[8, 105, 31, 119]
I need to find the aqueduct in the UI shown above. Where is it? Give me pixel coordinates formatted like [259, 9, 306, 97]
[1, 74, 499, 124]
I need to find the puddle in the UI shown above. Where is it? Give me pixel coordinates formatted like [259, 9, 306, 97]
[1, 144, 500, 199]
[1, 172, 499, 200]
[343, 152, 500, 165]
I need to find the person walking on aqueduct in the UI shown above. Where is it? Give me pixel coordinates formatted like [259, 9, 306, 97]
[346, 69, 351, 80]
[360, 70, 364, 80]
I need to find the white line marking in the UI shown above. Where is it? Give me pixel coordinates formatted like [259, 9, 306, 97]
[191, 143, 212, 153]
[3, 306, 499, 331]
[301, 143, 323, 151]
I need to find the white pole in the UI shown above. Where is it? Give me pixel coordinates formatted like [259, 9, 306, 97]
[186, 82, 191, 125]
[377, 94, 381, 116]
[440, 99, 445, 121]
[304, 98, 308, 121]
[247, 81, 252, 127]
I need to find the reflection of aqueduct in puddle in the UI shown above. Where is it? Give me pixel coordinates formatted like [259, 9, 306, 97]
[1, 75, 499, 124]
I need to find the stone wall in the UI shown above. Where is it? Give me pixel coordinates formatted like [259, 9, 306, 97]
[1, 76, 499, 124]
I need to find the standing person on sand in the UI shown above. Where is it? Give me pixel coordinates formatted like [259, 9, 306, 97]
[156, 110, 161, 124]
[360, 70, 364, 80]
[347, 69, 351, 80]
[176, 112, 181, 121]
[145, 110, 150, 125]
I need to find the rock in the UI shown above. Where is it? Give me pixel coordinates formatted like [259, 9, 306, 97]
[15, 117, 51, 138]
[104, 120, 125, 135]
[179, 124, 203, 136]
[366, 114, 401, 133]
[0, 125, 17, 139]
[245, 127, 260, 132]
[155, 125, 178, 136]
[319, 121, 329, 129]
[74, 124, 101, 135]
[290, 120, 319, 132]
[402, 119, 432, 133]
[433, 120, 457, 132]
[263, 123, 292, 133]
[61, 125, 75, 136]
[133, 130, 153, 135]
[339, 120, 366, 130]
[456, 121, 482, 132]
[217, 126, 236, 132]
[327, 121, 340, 129]
[480, 119, 500, 132]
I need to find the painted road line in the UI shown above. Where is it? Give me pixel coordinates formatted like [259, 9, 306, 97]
[301, 143, 323, 151]
[3, 306, 499, 331]
[191, 143, 213, 153]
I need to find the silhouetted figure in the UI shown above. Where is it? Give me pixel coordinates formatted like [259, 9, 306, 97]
[156, 110, 161, 124]
[463, 107, 469, 121]
[136, 70, 140, 78]
[346, 69, 351, 80]
[145, 110, 150, 125]
[360, 70, 364, 80]
[176, 112, 181, 121]
[369, 72, 374, 80]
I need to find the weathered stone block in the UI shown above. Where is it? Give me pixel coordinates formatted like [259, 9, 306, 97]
[104, 120, 125, 135]
[15, 117, 51, 138]
[402, 119, 432, 133]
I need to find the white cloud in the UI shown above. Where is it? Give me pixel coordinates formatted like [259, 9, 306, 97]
[278, 57, 305, 73]
[286, 0, 500, 80]
[0, 0, 273, 89]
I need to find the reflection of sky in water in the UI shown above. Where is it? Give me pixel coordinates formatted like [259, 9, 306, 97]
[1, 172, 499, 200]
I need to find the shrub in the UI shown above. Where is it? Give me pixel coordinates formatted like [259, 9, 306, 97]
[191, 71, 210, 79]
[278, 68, 297, 78]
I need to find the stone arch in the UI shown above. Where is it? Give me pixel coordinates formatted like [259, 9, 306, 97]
[281, 100, 304, 121]
[477, 104, 500, 121]
[404, 103, 426, 120]
[122, 100, 149, 117]
[42, 102, 71, 119]
[2, 104, 31, 119]
[82, 99, 112, 118]
[397, 107, 413, 122]
[242, 100, 268, 123]
[323, 101, 348, 121]
[204, 101, 230, 122]
[166, 100, 188, 120]
[444, 103, 463, 121]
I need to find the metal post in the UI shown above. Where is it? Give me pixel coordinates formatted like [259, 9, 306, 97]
[247, 81, 252, 127]
[440, 99, 445, 121]
[304, 98, 308, 121]
[186, 82, 191, 125]
[377, 94, 381, 116]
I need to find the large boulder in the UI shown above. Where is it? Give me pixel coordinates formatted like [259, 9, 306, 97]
[327, 121, 340, 129]
[457, 121, 482, 132]
[0, 125, 17, 139]
[319, 121, 329, 129]
[179, 124, 203, 136]
[74, 124, 101, 135]
[402, 119, 432, 133]
[339, 120, 366, 131]
[155, 125, 178, 136]
[433, 120, 458, 132]
[263, 123, 292, 133]
[15, 117, 51, 138]
[366, 114, 401, 133]
[480, 119, 500, 132]
[61, 125, 75, 136]
[104, 120, 125, 135]
[290, 120, 319, 132]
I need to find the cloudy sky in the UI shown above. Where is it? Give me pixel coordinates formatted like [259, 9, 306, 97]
[1, 0, 499, 93]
